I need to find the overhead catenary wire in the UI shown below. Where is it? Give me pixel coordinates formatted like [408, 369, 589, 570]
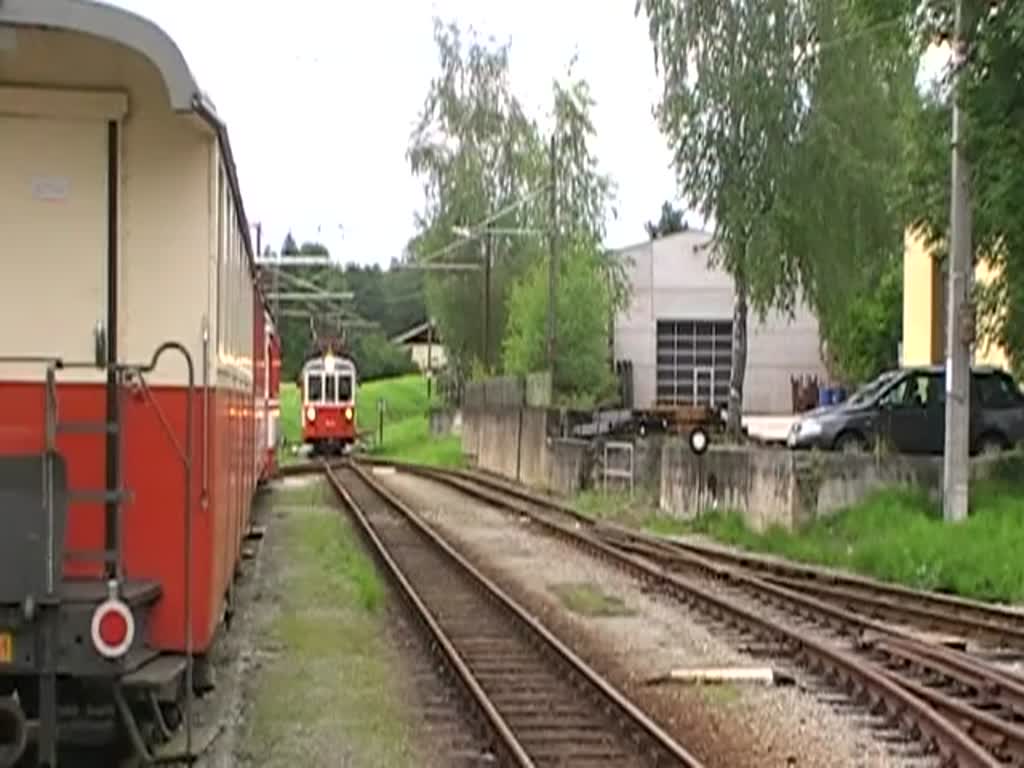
[413, 183, 553, 265]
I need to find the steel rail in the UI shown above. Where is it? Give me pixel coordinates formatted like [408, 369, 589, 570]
[323, 464, 534, 768]
[328, 461, 703, 767]
[320, 459, 1024, 652]
[607, 526, 1024, 649]
[358, 460, 999, 767]
[386, 459, 1024, 650]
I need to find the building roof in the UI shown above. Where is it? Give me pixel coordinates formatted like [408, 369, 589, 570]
[608, 226, 716, 255]
[391, 320, 441, 346]
[1, 0, 201, 112]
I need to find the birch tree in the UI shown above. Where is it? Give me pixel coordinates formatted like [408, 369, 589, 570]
[638, 0, 916, 427]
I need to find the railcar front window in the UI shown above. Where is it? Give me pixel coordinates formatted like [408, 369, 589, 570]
[325, 373, 337, 403]
[307, 373, 323, 403]
[338, 375, 353, 402]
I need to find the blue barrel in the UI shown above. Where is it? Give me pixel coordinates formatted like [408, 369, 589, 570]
[834, 387, 847, 404]
[818, 387, 830, 406]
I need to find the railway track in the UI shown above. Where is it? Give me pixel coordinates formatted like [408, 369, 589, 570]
[324, 461, 702, 767]
[604, 526, 1024, 653]
[352, 459, 1021, 766]
[409, 462, 1024, 653]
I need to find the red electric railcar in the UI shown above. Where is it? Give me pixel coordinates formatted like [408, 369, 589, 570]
[300, 348, 358, 455]
[0, 2, 279, 764]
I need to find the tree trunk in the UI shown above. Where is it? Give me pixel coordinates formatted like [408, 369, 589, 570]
[726, 280, 749, 439]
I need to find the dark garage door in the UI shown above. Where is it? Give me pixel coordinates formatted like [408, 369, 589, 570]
[656, 319, 733, 406]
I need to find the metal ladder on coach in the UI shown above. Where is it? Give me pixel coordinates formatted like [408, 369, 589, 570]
[44, 366, 131, 574]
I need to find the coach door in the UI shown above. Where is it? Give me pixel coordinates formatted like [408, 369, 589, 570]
[0, 88, 123, 378]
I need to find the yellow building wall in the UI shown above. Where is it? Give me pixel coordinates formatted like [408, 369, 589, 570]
[973, 259, 1011, 370]
[902, 227, 1011, 370]
[902, 229, 944, 365]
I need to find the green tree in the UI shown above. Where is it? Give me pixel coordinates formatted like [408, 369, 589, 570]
[637, 0, 814, 434]
[350, 332, 419, 381]
[501, 75, 627, 402]
[638, 0, 915, 431]
[645, 201, 687, 240]
[299, 241, 329, 256]
[819, 255, 903, 383]
[894, 1, 1024, 376]
[407, 19, 539, 376]
[504, 244, 616, 405]
[778, 0, 918, 385]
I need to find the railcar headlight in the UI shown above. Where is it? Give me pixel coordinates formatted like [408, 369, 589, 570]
[345, 407, 353, 421]
[306, 406, 316, 421]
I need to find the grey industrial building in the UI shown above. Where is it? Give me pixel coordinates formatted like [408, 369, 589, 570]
[612, 229, 828, 415]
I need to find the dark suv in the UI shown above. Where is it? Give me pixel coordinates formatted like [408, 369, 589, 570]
[786, 366, 1024, 454]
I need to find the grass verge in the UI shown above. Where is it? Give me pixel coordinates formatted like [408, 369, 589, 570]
[688, 481, 1024, 604]
[279, 375, 464, 468]
[549, 582, 634, 617]
[575, 489, 691, 537]
[574, 476, 1024, 604]
[244, 480, 418, 767]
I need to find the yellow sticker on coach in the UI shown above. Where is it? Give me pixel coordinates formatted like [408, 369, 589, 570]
[0, 632, 12, 664]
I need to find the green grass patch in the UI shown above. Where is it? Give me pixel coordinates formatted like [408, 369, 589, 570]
[697, 683, 741, 707]
[244, 481, 419, 767]
[642, 515, 693, 538]
[574, 489, 691, 537]
[549, 582, 634, 617]
[279, 375, 463, 468]
[689, 482, 1024, 603]
[279, 382, 301, 447]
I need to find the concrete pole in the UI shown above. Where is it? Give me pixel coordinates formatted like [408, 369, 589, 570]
[547, 134, 559, 379]
[483, 231, 493, 372]
[427, 318, 433, 400]
[942, 0, 973, 524]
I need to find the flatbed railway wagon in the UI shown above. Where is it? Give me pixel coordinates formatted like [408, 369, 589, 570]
[0, 1, 278, 764]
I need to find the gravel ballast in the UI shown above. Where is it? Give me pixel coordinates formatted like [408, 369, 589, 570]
[198, 475, 476, 768]
[378, 469, 937, 768]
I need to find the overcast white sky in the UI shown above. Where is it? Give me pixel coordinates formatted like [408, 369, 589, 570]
[108, 0, 680, 265]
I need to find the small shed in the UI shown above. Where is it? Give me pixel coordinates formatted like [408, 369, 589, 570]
[391, 319, 447, 373]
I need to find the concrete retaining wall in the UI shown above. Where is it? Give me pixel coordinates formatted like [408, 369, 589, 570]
[661, 443, 942, 530]
[428, 407, 461, 436]
[464, 406, 1024, 531]
[462, 406, 592, 496]
[659, 443, 1018, 530]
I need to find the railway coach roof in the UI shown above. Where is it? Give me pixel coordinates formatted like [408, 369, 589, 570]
[0, 0, 200, 111]
[0, 0, 262, 288]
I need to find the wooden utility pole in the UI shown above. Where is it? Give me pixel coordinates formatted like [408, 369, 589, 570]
[943, 0, 976, 524]
[427, 318, 434, 400]
[547, 134, 558, 377]
[483, 231, 493, 372]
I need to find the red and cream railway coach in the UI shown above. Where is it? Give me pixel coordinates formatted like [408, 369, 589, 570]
[0, 1, 277, 764]
[261, 318, 283, 481]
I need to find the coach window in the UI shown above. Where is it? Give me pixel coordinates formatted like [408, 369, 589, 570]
[338, 374, 353, 402]
[307, 373, 323, 403]
[325, 373, 337, 403]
